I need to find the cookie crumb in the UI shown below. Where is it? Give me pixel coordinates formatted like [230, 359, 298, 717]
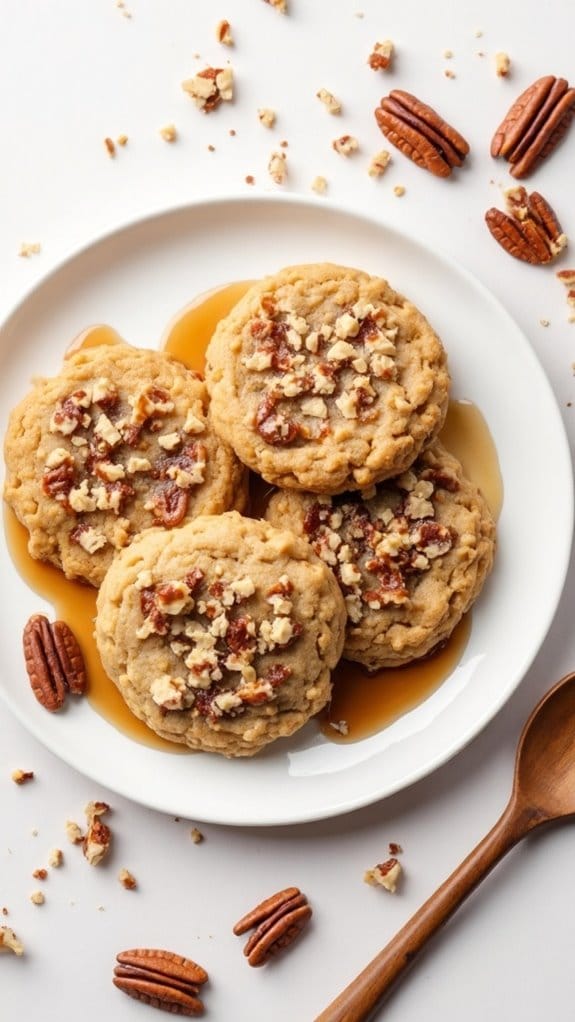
[332, 135, 359, 157]
[316, 88, 342, 115]
[190, 827, 204, 844]
[119, 868, 137, 890]
[368, 150, 391, 177]
[258, 108, 276, 128]
[48, 848, 64, 868]
[31, 828, 38, 838]
[268, 150, 287, 184]
[216, 19, 233, 45]
[393, 185, 406, 197]
[11, 769, 34, 785]
[364, 857, 402, 893]
[495, 52, 511, 77]
[311, 175, 327, 194]
[30, 890, 45, 906]
[18, 243, 41, 259]
[0, 926, 24, 956]
[159, 124, 178, 143]
[104, 137, 116, 158]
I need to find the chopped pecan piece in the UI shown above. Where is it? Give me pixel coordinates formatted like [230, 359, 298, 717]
[491, 75, 575, 178]
[181, 66, 234, 113]
[233, 887, 311, 966]
[485, 187, 567, 264]
[22, 615, 87, 711]
[0, 925, 24, 955]
[114, 948, 208, 1015]
[375, 89, 469, 177]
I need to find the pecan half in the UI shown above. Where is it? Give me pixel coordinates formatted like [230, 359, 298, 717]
[233, 886, 312, 967]
[485, 187, 567, 264]
[113, 948, 208, 1016]
[22, 614, 87, 711]
[491, 74, 575, 178]
[375, 89, 469, 177]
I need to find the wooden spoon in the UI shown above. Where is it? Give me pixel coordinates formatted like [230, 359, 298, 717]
[316, 671, 575, 1022]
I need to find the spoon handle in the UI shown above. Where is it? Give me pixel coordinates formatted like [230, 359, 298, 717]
[315, 801, 529, 1022]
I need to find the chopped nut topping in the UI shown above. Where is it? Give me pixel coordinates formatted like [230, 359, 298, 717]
[182, 66, 234, 112]
[190, 827, 204, 844]
[311, 175, 327, 194]
[30, 890, 45, 906]
[159, 123, 178, 143]
[268, 150, 287, 184]
[119, 868, 137, 889]
[0, 926, 24, 955]
[368, 40, 394, 71]
[332, 134, 359, 156]
[258, 107, 276, 128]
[11, 769, 34, 785]
[495, 51, 511, 77]
[48, 848, 64, 868]
[316, 88, 342, 114]
[18, 242, 41, 258]
[216, 19, 233, 45]
[364, 857, 402, 892]
[368, 150, 391, 177]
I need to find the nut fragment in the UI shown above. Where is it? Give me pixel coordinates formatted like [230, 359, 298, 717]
[268, 150, 287, 183]
[11, 769, 34, 785]
[30, 890, 45, 906]
[311, 175, 327, 194]
[557, 269, 575, 311]
[114, 948, 208, 1016]
[233, 886, 312, 967]
[181, 66, 234, 113]
[375, 89, 469, 177]
[485, 186, 567, 264]
[368, 150, 391, 177]
[216, 19, 233, 45]
[48, 848, 64, 868]
[83, 801, 112, 866]
[119, 868, 137, 890]
[18, 242, 41, 258]
[332, 134, 359, 156]
[316, 88, 342, 114]
[364, 857, 403, 892]
[262, 0, 287, 12]
[368, 40, 394, 71]
[190, 827, 204, 845]
[491, 74, 575, 177]
[495, 52, 511, 78]
[23, 614, 87, 712]
[159, 124, 178, 143]
[0, 926, 24, 956]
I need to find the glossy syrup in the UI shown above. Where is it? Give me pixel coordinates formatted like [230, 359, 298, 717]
[4, 281, 503, 747]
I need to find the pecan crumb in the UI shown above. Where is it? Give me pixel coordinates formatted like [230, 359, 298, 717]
[364, 857, 402, 893]
[263, 0, 287, 12]
[393, 185, 406, 197]
[32, 868, 48, 881]
[443, 48, 454, 58]
[104, 137, 116, 158]
[30, 890, 45, 906]
[66, 820, 84, 845]
[258, 107, 276, 128]
[1, 907, 8, 916]
[83, 801, 112, 866]
[18, 242, 41, 258]
[539, 318, 550, 327]
[116, 134, 128, 146]
[119, 868, 137, 889]
[368, 40, 394, 71]
[388, 842, 403, 855]
[181, 66, 234, 113]
[159, 124, 178, 143]
[268, 150, 287, 184]
[332, 134, 359, 157]
[190, 827, 204, 844]
[329, 719, 349, 736]
[311, 175, 327, 194]
[48, 848, 63, 868]
[443, 68, 456, 79]
[216, 19, 233, 45]
[11, 769, 34, 785]
[368, 150, 391, 177]
[495, 52, 511, 77]
[207, 144, 216, 152]
[245, 174, 255, 185]
[0, 926, 24, 955]
[316, 88, 342, 114]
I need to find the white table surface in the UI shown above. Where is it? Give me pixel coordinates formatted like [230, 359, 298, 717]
[2, 2, 575, 1019]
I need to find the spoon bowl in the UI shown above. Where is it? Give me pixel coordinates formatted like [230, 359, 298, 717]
[316, 671, 575, 1022]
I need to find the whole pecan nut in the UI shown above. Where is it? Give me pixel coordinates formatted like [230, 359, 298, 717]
[22, 614, 87, 711]
[485, 187, 567, 265]
[113, 948, 208, 1016]
[233, 886, 312, 966]
[491, 74, 575, 178]
[374, 89, 469, 177]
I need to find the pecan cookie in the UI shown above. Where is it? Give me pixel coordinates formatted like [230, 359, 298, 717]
[205, 263, 450, 493]
[265, 442, 495, 669]
[95, 512, 346, 756]
[4, 344, 247, 586]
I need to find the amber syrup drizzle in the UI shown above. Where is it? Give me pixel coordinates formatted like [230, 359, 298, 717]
[4, 281, 503, 747]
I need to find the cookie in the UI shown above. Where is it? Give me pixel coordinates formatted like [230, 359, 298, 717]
[95, 512, 347, 757]
[265, 442, 496, 669]
[4, 344, 247, 586]
[205, 263, 450, 493]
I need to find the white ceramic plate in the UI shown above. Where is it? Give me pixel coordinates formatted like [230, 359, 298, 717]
[0, 195, 572, 826]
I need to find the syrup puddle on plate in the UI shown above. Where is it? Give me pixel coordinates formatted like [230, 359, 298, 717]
[4, 280, 503, 747]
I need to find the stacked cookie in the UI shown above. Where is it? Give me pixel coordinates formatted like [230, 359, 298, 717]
[4, 263, 495, 757]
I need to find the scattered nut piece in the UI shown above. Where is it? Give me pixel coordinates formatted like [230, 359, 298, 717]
[181, 66, 234, 113]
[0, 926, 24, 956]
[32, 868, 48, 881]
[364, 857, 403, 893]
[258, 107, 276, 128]
[495, 52, 511, 77]
[332, 134, 359, 156]
[1, 908, 8, 916]
[119, 868, 137, 890]
[104, 137, 116, 158]
[540, 318, 550, 327]
[368, 150, 391, 177]
[388, 842, 403, 855]
[443, 68, 456, 79]
[30, 890, 45, 906]
[368, 40, 394, 71]
[393, 185, 406, 197]
[443, 48, 454, 58]
[311, 175, 327, 194]
[216, 19, 233, 45]
[66, 820, 84, 845]
[159, 124, 178, 143]
[557, 269, 575, 310]
[268, 150, 287, 184]
[329, 720, 349, 735]
[11, 769, 34, 785]
[190, 827, 204, 844]
[316, 88, 342, 114]
[114, 949, 208, 1013]
[485, 187, 567, 264]
[116, 134, 128, 146]
[83, 801, 112, 866]
[245, 175, 255, 185]
[48, 848, 63, 868]
[263, 0, 287, 12]
[18, 242, 41, 258]
[474, 28, 483, 38]
[233, 887, 312, 966]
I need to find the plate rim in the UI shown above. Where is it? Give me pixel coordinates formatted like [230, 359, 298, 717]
[0, 192, 573, 826]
